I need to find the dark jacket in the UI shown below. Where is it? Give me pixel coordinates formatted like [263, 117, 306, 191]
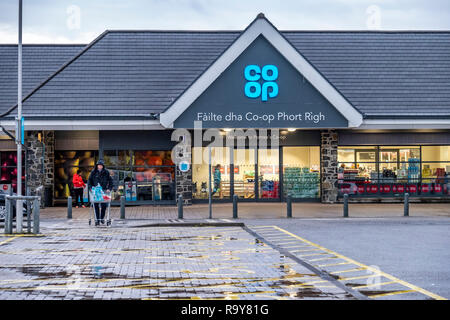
[88, 168, 114, 191]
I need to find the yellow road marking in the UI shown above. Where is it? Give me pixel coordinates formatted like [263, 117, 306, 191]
[341, 274, 379, 281]
[316, 262, 352, 267]
[273, 241, 308, 245]
[290, 248, 322, 253]
[299, 252, 329, 257]
[269, 226, 447, 300]
[0, 235, 22, 246]
[0, 234, 44, 238]
[331, 268, 366, 275]
[369, 290, 416, 299]
[309, 256, 339, 262]
[354, 281, 397, 289]
[283, 245, 313, 249]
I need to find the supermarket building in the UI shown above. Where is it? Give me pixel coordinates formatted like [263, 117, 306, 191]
[0, 14, 449, 206]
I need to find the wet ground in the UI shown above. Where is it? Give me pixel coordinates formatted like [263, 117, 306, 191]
[0, 224, 353, 300]
[40, 202, 450, 220]
[0, 215, 447, 300]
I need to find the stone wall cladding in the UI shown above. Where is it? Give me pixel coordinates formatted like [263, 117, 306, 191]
[321, 130, 338, 203]
[176, 167, 192, 205]
[173, 137, 192, 205]
[26, 131, 55, 207]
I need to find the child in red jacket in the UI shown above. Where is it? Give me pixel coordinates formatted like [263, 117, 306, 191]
[72, 169, 86, 208]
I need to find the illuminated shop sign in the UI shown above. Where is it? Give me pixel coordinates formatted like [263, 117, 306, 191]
[172, 36, 349, 128]
[244, 64, 278, 101]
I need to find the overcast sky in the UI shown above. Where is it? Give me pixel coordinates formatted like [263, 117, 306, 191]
[0, 0, 449, 44]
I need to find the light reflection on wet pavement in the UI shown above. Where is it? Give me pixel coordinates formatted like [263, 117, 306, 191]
[0, 226, 353, 300]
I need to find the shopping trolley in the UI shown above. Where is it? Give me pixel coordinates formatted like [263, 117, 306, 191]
[89, 186, 112, 227]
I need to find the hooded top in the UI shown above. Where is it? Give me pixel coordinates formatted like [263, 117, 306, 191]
[88, 160, 113, 191]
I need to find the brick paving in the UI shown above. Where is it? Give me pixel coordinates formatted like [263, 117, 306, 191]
[0, 224, 354, 300]
[41, 202, 450, 220]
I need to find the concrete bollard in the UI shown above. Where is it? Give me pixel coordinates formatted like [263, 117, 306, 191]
[33, 199, 40, 234]
[404, 193, 409, 217]
[67, 196, 72, 219]
[343, 194, 349, 218]
[178, 195, 183, 219]
[233, 194, 238, 219]
[287, 195, 292, 218]
[120, 196, 126, 219]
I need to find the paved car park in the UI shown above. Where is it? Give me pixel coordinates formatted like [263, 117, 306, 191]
[248, 217, 450, 299]
[0, 203, 448, 300]
[0, 224, 355, 300]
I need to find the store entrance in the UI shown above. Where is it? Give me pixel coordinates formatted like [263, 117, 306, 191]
[192, 145, 320, 202]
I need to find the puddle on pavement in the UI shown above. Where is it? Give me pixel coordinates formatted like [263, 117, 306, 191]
[278, 287, 331, 298]
[355, 289, 402, 297]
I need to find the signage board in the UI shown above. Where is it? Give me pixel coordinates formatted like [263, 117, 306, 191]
[174, 36, 348, 129]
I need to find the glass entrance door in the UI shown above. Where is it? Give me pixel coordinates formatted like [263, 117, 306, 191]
[258, 148, 280, 200]
[233, 148, 256, 199]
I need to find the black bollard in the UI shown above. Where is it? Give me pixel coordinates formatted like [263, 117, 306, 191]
[178, 195, 183, 219]
[120, 196, 126, 219]
[404, 193, 409, 217]
[67, 196, 72, 219]
[343, 194, 349, 218]
[287, 195, 292, 218]
[233, 194, 238, 219]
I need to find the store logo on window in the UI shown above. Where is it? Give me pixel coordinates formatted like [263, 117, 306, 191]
[244, 65, 278, 101]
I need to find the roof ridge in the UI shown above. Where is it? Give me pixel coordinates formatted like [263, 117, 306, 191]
[281, 30, 450, 33]
[0, 31, 110, 118]
[105, 29, 242, 33]
[0, 44, 86, 46]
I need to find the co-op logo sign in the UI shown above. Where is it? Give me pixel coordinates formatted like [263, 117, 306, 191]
[244, 64, 278, 101]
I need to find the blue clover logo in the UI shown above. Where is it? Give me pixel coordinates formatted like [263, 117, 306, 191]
[244, 64, 279, 101]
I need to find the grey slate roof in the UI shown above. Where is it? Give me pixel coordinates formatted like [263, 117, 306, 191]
[1, 30, 450, 119]
[284, 32, 450, 118]
[0, 44, 85, 115]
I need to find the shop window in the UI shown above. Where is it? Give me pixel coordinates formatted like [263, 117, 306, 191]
[192, 147, 230, 200]
[338, 145, 449, 197]
[421, 146, 450, 187]
[103, 150, 132, 168]
[378, 146, 420, 182]
[338, 147, 377, 179]
[54, 151, 97, 199]
[106, 150, 175, 202]
[422, 146, 450, 162]
[258, 148, 279, 199]
[283, 147, 320, 199]
[338, 146, 377, 196]
[233, 148, 255, 199]
[0, 151, 25, 194]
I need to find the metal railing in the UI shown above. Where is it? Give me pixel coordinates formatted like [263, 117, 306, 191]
[4, 195, 40, 234]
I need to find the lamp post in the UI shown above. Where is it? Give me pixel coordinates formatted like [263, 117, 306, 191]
[208, 146, 212, 219]
[16, 0, 23, 232]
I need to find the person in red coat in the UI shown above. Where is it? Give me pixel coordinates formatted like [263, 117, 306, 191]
[72, 169, 86, 208]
